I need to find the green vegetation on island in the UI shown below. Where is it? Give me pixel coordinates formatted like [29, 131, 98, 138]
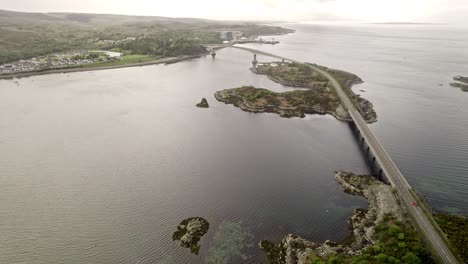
[306, 214, 433, 264]
[172, 217, 210, 255]
[434, 213, 468, 263]
[215, 61, 377, 122]
[260, 171, 433, 264]
[255, 61, 364, 94]
[252, 62, 377, 122]
[408, 188, 467, 263]
[215, 86, 347, 119]
[254, 62, 330, 88]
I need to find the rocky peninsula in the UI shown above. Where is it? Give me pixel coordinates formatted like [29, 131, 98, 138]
[253, 62, 330, 88]
[260, 171, 431, 264]
[216, 61, 377, 123]
[450, 75, 468, 92]
[215, 86, 376, 123]
[172, 217, 210, 255]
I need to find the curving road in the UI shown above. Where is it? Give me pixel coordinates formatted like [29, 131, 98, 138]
[211, 45, 459, 263]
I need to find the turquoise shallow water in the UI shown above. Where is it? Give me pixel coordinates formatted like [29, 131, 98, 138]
[1, 23, 467, 263]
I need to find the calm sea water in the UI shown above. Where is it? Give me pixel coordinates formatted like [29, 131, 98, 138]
[1, 24, 467, 263]
[247, 23, 468, 215]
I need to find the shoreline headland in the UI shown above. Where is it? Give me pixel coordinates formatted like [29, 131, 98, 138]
[259, 171, 433, 264]
[215, 86, 353, 121]
[215, 60, 377, 123]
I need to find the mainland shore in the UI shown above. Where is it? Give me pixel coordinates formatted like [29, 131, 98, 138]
[0, 54, 206, 80]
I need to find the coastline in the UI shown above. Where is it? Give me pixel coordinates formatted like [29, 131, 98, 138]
[0, 54, 207, 80]
[213, 59, 376, 123]
[259, 171, 411, 264]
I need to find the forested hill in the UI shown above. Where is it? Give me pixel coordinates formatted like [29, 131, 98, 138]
[0, 9, 293, 63]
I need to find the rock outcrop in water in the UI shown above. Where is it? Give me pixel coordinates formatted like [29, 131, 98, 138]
[196, 98, 209, 108]
[450, 76, 468, 92]
[260, 171, 404, 264]
[172, 217, 209, 255]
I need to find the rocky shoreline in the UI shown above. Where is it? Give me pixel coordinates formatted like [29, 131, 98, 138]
[449, 75, 468, 92]
[249, 62, 377, 123]
[214, 86, 376, 123]
[172, 217, 210, 255]
[260, 171, 403, 264]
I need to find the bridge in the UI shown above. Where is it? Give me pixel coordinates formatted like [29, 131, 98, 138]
[207, 45, 459, 264]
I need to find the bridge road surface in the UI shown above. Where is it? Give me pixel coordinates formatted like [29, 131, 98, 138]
[216, 45, 459, 264]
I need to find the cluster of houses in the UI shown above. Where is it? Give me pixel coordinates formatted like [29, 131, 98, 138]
[97, 37, 137, 46]
[0, 51, 122, 75]
[219, 31, 278, 45]
[219, 31, 246, 43]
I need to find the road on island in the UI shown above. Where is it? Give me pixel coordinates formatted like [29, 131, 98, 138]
[210, 45, 459, 264]
[311, 59, 459, 264]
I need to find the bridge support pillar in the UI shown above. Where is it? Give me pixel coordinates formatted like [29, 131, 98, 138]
[252, 54, 258, 68]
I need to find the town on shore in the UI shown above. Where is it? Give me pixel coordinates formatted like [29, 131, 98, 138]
[0, 9, 293, 77]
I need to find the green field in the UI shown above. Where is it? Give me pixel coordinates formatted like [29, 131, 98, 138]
[84, 54, 158, 68]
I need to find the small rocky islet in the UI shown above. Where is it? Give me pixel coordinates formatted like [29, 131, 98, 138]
[196, 98, 210, 108]
[172, 217, 209, 255]
[214, 62, 377, 123]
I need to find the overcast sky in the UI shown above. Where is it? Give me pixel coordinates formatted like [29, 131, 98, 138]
[2, 0, 468, 23]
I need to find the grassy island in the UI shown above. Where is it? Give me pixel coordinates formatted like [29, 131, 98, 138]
[249, 62, 377, 122]
[215, 84, 376, 123]
[215, 86, 347, 119]
[254, 62, 330, 88]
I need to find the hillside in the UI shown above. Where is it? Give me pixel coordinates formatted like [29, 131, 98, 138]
[0, 9, 293, 64]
